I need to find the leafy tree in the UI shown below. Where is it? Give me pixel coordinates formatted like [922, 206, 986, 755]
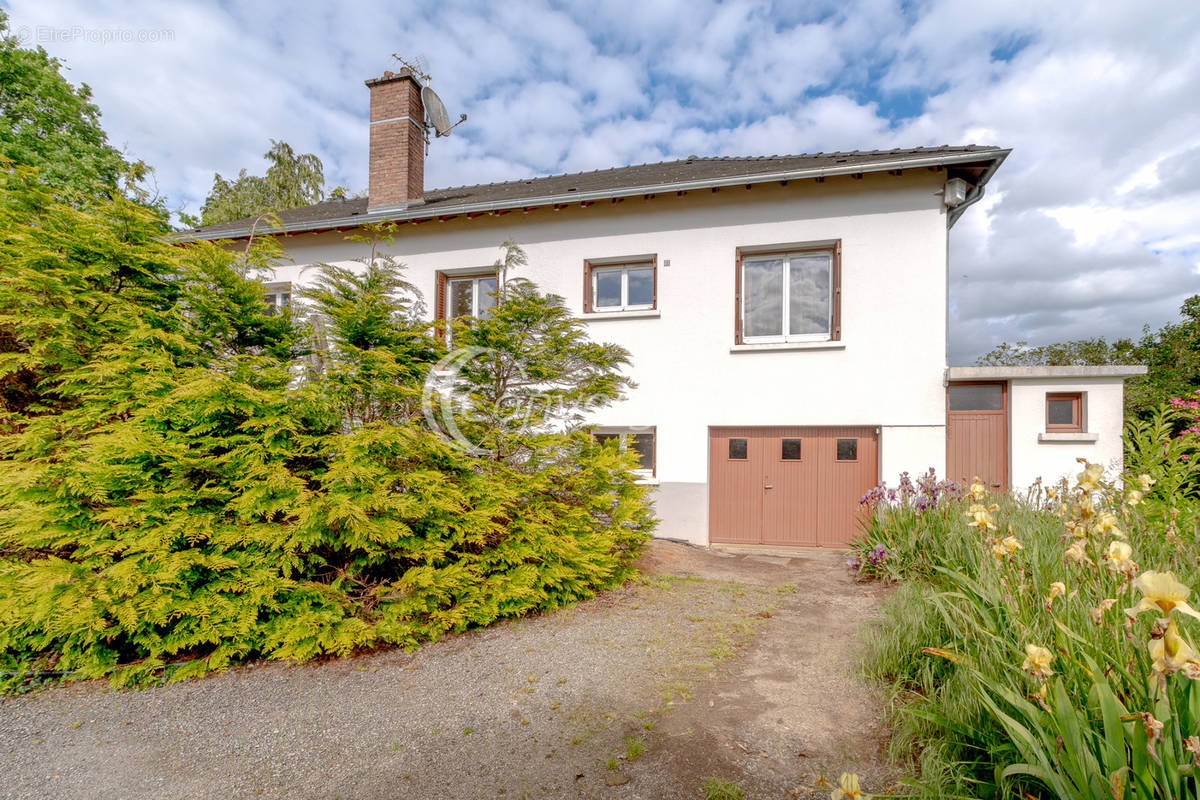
[975, 337, 1139, 368]
[299, 227, 441, 429]
[185, 140, 326, 228]
[0, 11, 134, 197]
[1134, 295, 1200, 413]
[976, 295, 1200, 417]
[443, 242, 635, 461]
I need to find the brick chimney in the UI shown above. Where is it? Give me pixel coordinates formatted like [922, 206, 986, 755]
[365, 69, 426, 211]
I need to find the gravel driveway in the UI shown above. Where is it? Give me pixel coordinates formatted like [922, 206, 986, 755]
[0, 541, 892, 799]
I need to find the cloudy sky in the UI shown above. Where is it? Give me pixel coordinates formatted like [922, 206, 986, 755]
[3, 0, 1198, 363]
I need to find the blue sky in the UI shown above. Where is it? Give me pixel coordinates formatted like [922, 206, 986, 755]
[3, 0, 1199, 363]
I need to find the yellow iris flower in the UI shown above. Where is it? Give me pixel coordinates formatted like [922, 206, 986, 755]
[1022, 644, 1055, 679]
[831, 772, 864, 799]
[1077, 462, 1104, 491]
[969, 478, 988, 502]
[966, 504, 997, 531]
[1149, 619, 1200, 676]
[1126, 572, 1200, 621]
[1137, 473, 1156, 492]
[1104, 540, 1133, 570]
[1094, 512, 1125, 538]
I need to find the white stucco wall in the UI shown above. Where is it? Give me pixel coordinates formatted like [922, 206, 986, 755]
[1009, 377, 1127, 491]
[260, 171, 952, 544]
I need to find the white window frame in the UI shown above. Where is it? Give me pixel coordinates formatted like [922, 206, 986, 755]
[447, 275, 497, 320]
[592, 426, 656, 477]
[740, 251, 834, 344]
[590, 263, 655, 313]
[263, 282, 291, 315]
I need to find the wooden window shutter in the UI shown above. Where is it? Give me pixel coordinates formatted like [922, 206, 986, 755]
[734, 249, 743, 344]
[582, 260, 593, 313]
[831, 240, 842, 341]
[434, 272, 448, 338]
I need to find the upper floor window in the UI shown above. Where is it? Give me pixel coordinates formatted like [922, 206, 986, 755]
[736, 242, 840, 344]
[436, 271, 498, 322]
[1046, 392, 1083, 432]
[263, 282, 291, 315]
[583, 256, 656, 313]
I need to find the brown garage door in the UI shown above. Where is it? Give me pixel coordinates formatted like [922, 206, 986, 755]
[708, 426, 878, 547]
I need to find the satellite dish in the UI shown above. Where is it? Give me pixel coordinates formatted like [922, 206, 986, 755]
[421, 85, 453, 136]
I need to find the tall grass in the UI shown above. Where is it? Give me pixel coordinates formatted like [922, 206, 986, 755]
[856, 405, 1200, 798]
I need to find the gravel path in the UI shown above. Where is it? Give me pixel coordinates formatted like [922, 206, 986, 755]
[0, 542, 892, 799]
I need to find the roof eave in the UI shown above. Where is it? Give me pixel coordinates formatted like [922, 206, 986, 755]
[177, 148, 1011, 242]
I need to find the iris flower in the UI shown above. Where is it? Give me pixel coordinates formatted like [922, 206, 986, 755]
[1022, 644, 1055, 679]
[1149, 619, 1200, 676]
[1126, 572, 1200, 621]
[1077, 462, 1104, 492]
[831, 773, 864, 799]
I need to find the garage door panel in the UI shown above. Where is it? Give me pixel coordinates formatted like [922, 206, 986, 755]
[762, 439, 819, 546]
[707, 431, 764, 543]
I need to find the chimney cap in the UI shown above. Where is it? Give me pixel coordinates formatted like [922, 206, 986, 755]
[364, 68, 419, 88]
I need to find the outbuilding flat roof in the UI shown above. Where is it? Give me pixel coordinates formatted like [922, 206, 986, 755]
[947, 365, 1148, 381]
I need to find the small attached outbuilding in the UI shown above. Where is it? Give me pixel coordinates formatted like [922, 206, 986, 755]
[945, 365, 1148, 493]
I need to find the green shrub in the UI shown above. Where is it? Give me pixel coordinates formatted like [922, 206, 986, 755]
[0, 178, 654, 690]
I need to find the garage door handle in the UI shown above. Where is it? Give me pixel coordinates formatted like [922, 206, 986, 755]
[764, 484, 774, 489]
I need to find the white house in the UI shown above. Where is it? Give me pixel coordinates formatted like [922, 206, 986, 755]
[186, 69, 1145, 548]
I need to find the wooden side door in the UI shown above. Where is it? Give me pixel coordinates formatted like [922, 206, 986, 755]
[946, 382, 1009, 490]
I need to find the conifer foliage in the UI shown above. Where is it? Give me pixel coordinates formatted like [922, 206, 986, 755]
[0, 176, 654, 689]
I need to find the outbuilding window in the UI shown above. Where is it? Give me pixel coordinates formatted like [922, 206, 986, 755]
[1046, 393, 1083, 433]
[736, 241, 840, 344]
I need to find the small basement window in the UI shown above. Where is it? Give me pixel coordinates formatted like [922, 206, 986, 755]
[1046, 393, 1083, 433]
[594, 428, 656, 476]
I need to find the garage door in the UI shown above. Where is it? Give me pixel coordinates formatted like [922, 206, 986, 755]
[708, 426, 878, 547]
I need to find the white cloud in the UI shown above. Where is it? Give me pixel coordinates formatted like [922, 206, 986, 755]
[4, 0, 1199, 362]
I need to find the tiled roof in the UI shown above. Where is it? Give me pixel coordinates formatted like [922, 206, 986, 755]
[184, 145, 1008, 239]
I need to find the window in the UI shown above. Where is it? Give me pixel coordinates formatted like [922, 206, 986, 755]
[948, 383, 1004, 411]
[736, 242, 840, 344]
[781, 439, 802, 460]
[1046, 393, 1083, 432]
[263, 283, 291, 315]
[836, 438, 858, 461]
[728, 438, 748, 460]
[441, 274, 497, 320]
[593, 428, 656, 475]
[583, 256, 656, 313]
